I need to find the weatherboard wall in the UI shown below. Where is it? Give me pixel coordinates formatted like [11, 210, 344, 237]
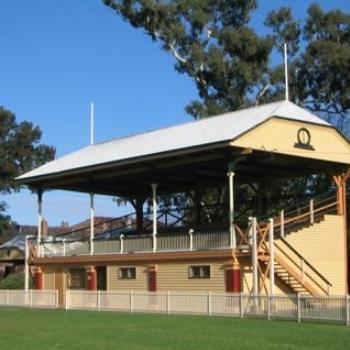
[282, 214, 346, 295]
[232, 118, 350, 164]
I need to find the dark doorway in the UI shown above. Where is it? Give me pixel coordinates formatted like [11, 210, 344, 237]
[96, 266, 107, 290]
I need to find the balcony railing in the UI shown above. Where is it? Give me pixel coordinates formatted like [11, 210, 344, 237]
[39, 230, 231, 257]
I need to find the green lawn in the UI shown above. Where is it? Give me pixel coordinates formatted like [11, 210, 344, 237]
[0, 308, 349, 350]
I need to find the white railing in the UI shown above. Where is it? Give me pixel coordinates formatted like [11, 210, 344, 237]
[64, 291, 350, 326]
[0, 290, 58, 308]
[40, 231, 231, 257]
[1, 289, 349, 326]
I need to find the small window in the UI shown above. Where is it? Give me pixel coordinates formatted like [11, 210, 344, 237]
[69, 269, 86, 289]
[119, 267, 136, 280]
[189, 265, 210, 279]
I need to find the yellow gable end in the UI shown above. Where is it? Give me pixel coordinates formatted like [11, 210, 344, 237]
[231, 118, 350, 165]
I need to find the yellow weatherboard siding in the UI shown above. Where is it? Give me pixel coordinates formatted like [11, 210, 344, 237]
[107, 261, 227, 292]
[232, 118, 350, 164]
[43, 268, 55, 290]
[108, 265, 148, 290]
[282, 214, 346, 294]
[157, 262, 226, 292]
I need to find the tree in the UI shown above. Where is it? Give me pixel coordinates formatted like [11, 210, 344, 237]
[0, 107, 55, 235]
[103, 0, 273, 118]
[104, 1, 349, 125]
[103, 1, 349, 222]
[265, 4, 350, 131]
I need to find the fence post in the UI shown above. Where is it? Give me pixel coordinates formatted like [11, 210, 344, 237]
[65, 290, 69, 310]
[267, 295, 271, 321]
[280, 210, 285, 238]
[297, 294, 301, 323]
[30, 289, 33, 308]
[346, 295, 349, 327]
[6, 289, 9, 306]
[310, 199, 314, 225]
[55, 290, 58, 309]
[97, 290, 100, 311]
[189, 229, 194, 251]
[130, 290, 133, 313]
[239, 292, 244, 319]
[207, 291, 211, 316]
[167, 291, 170, 314]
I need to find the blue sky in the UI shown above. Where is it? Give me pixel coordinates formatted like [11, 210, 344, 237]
[1, 0, 349, 226]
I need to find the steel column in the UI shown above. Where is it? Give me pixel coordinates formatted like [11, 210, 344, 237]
[90, 193, 95, 255]
[251, 217, 258, 295]
[37, 189, 43, 257]
[228, 164, 236, 249]
[268, 218, 275, 295]
[151, 183, 158, 252]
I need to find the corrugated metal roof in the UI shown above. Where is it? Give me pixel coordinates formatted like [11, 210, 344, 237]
[17, 100, 330, 181]
[0, 234, 28, 252]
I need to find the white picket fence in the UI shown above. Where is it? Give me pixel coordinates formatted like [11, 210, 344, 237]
[0, 290, 58, 308]
[1, 289, 349, 326]
[66, 290, 350, 326]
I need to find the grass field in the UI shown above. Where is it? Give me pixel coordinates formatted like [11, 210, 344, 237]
[0, 308, 349, 350]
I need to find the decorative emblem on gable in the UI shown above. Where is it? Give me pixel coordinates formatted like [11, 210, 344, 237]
[294, 128, 315, 150]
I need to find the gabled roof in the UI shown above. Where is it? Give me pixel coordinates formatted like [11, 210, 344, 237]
[17, 100, 330, 182]
[0, 234, 28, 252]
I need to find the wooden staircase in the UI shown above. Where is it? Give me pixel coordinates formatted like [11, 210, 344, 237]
[259, 248, 327, 295]
[248, 195, 338, 296]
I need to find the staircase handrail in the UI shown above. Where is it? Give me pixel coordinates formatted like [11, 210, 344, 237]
[278, 200, 338, 227]
[276, 194, 338, 225]
[274, 238, 332, 295]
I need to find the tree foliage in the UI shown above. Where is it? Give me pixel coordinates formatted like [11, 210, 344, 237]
[265, 4, 350, 130]
[104, 1, 349, 221]
[0, 107, 55, 233]
[104, 1, 350, 128]
[104, 0, 272, 118]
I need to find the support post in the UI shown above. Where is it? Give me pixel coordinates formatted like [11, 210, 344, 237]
[86, 266, 97, 291]
[24, 236, 29, 291]
[207, 291, 211, 316]
[310, 199, 314, 225]
[120, 234, 124, 254]
[227, 166, 236, 249]
[268, 219, 275, 295]
[251, 217, 258, 296]
[90, 193, 94, 255]
[297, 294, 301, 323]
[333, 172, 350, 295]
[151, 184, 158, 253]
[34, 267, 43, 290]
[280, 209, 285, 238]
[37, 189, 43, 257]
[189, 229, 194, 251]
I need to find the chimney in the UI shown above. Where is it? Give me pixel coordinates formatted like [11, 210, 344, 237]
[41, 219, 48, 238]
